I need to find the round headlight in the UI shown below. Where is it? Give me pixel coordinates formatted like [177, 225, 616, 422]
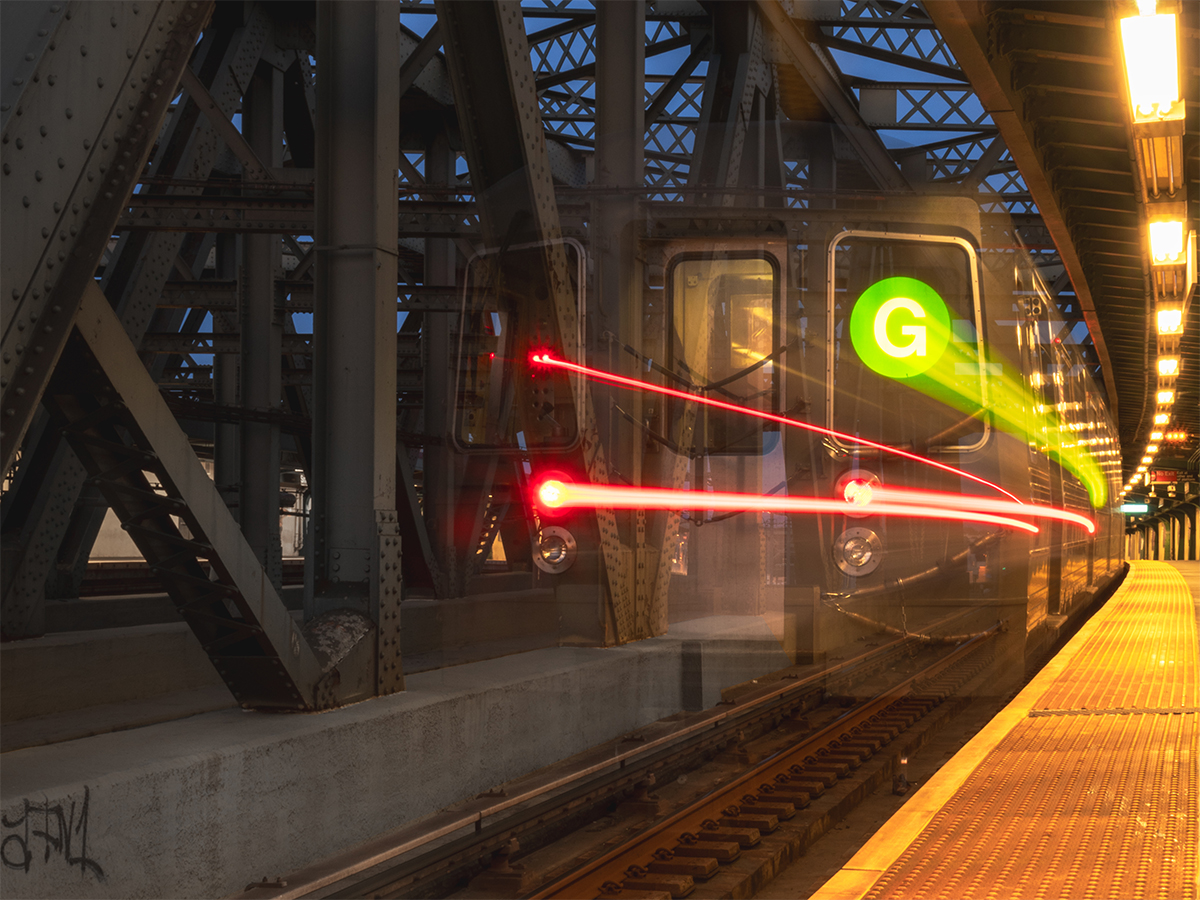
[533, 525, 577, 575]
[833, 527, 883, 576]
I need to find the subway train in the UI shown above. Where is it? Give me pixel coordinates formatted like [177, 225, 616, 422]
[447, 194, 1124, 677]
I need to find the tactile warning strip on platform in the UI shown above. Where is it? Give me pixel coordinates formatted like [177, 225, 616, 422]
[813, 562, 1200, 900]
[1033, 564, 1197, 712]
[864, 713, 1197, 900]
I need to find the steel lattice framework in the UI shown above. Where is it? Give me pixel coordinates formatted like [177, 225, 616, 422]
[2, 0, 1193, 713]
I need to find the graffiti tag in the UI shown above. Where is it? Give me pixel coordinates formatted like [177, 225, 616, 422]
[1, 785, 104, 880]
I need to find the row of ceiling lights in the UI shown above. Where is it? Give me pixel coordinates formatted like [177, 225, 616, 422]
[1118, 1, 1194, 500]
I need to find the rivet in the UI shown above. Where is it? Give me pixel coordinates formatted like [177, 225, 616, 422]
[12, 78, 24, 87]
[35, 171, 43, 181]
[48, 75, 55, 86]
[80, 45, 87, 56]
[53, 201, 61, 211]
[97, 77, 104, 88]
[15, 138, 23, 149]
[2, 164, 8, 175]
[39, 125, 46, 136]
[82, 139, 89, 149]
[57, 158, 64, 168]
[65, 108, 72, 118]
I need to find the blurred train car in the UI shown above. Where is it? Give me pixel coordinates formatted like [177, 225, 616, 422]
[449, 195, 1123, 680]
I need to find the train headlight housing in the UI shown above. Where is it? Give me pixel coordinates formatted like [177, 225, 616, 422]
[534, 526, 577, 575]
[833, 528, 883, 577]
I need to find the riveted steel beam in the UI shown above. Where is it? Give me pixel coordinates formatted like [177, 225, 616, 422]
[45, 283, 333, 709]
[437, 0, 637, 636]
[309, 0, 402, 695]
[757, 0, 910, 193]
[1, 0, 214, 474]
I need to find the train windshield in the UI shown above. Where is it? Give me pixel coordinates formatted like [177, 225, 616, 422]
[668, 254, 780, 455]
[828, 233, 988, 454]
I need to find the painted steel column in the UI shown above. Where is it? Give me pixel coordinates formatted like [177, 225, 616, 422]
[213, 233, 240, 513]
[240, 61, 284, 589]
[595, 1, 652, 630]
[421, 131, 456, 593]
[310, 1, 402, 691]
[784, 124, 835, 660]
[594, 0, 644, 479]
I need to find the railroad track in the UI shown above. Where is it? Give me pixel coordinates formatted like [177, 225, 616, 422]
[234, 621, 999, 900]
[531, 628, 998, 900]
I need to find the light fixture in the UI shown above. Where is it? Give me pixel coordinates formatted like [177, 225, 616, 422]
[1142, 456, 1153, 464]
[1157, 390, 1175, 404]
[1147, 444, 1159, 454]
[1165, 431, 1187, 441]
[1150, 431, 1164, 440]
[1154, 412, 1169, 424]
[1137, 465, 1147, 472]
[1149, 220, 1187, 265]
[1158, 356, 1180, 377]
[1119, 11, 1183, 122]
[1157, 306, 1184, 335]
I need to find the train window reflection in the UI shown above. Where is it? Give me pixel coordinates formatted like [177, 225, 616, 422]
[667, 254, 780, 455]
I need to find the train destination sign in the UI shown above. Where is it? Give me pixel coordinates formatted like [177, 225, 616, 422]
[850, 276, 952, 379]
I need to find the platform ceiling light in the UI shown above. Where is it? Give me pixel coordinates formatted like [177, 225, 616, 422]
[1158, 357, 1180, 377]
[1147, 444, 1159, 454]
[1120, 8, 1183, 122]
[1157, 389, 1175, 404]
[1142, 456, 1153, 464]
[1165, 431, 1187, 441]
[1154, 412, 1170, 424]
[1157, 306, 1184, 334]
[1151, 431, 1164, 440]
[1137, 465, 1147, 472]
[1149, 219, 1187, 265]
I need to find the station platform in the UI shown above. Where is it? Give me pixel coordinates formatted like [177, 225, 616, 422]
[812, 560, 1199, 900]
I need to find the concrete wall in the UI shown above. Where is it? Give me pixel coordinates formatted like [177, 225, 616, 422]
[0, 619, 790, 899]
[1, 624, 224, 721]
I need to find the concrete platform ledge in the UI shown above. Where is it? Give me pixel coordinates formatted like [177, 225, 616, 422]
[1, 617, 789, 899]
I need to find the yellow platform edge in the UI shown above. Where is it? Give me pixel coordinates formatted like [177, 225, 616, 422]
[808, 561, 1183, 900]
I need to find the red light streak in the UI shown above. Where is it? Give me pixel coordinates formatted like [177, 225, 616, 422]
[535, 479, 1040, 534]
[870, 487, 1094, 534]
[531, 353, 1024, 505]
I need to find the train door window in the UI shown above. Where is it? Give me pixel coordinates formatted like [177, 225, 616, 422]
[452, 240, 584, 452]
[827, 233, 988, 453]
[667, 254, 780, 455]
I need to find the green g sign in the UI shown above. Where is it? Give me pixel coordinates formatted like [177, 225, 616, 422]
[849, 276, 951, 379]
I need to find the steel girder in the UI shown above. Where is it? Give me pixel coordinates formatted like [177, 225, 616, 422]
[45, 283, 337, 709]
[307, 0, 403, 694]
[435, 0, 641, 637]
[1, 1, 213, 472]
[1, 1, 218, 637]
[922, 2, 1123, 427]
[2, 7, 276, 637]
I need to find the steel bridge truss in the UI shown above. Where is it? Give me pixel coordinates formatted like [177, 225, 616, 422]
[2, 0, 1078, 711]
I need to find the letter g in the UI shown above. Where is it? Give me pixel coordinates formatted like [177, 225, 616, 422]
[873, 297, 927, 358]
